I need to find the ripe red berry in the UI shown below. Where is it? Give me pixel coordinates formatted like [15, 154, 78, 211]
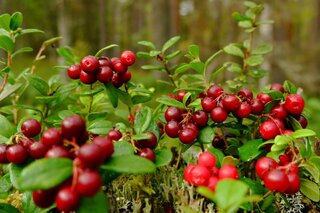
[189, 165, 211, 186]
[119, 71, 131, 83]
[137, 148, 156, 162]
[80, 70, 97, 84]
[78, 143, 105, 169]
[278, 154, 290, 166]
[284, 94, 305, 115]
[285, 172, 301, 194]
[6, 144, 28, 164]
[97, 66, 113, 83]
[0, 144, 8, 163]
[18, 138, 33, 150]
[165, 120, 180, 138]
[179, 127, 198, 144]
[165, 106, 182, 122]
[218, 164, 239, 180]
[120, 50, 136, 66]
[107, 129, 122, 142]
[233, 102, 251, 118]
[80, 55, 99, 73]
[259, 120, 280, 140]
[55, 186, 80, 212]
[263, 169, 289, 193]
[92, 136, 114, 161]
[212, 135, 225, 149]
[98, 57, 113, 68]
[41, 128, 62, 147]
[207, 85, 224, 99]
[192, 110, 208, 127]
[210, 166, 219, 177]
[198, 151, 216, 168]
[237, 88, 253, 100]
[28, 141, 48, 159]
[184, 164, 196, 184]
[207, 176, 219, 192]
[135, 131, 157, 149]
[296, 115, 308, 128]
[176, 90, 188, 102]
[270, 83, 284, 93]
[273, 118, 285, 130]
[32, 189, 56, 208]
[283, 129, 293, 135]
[210, 107, 228, 123]
[201, 97, 216, 112]
[21, 118, 41, 138]
[222, 94, 240, 112]
[271, 105, 287, 120]
[113, 61, 128, 73]
[61, 115, 86, 141]
[257, 93, 273, 105]
[67, 64, 81, 79]
[255, 157, 278, 179]
[45, 146, 70, 158]
[250, 99, 264, 115]
[76, 170, 102, 197]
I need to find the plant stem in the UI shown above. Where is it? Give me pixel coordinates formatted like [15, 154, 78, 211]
[175, 146, 182, 169]
[124, 84, 135, 133]
[88, 84, 94, 113]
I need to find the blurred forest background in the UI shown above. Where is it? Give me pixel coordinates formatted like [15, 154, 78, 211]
[1, 0, 320, 131]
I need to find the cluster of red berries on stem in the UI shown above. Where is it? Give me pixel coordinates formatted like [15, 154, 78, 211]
[184, 151, 238, 192]
[255, 156, 300, 194]
[67, 50, 135, 87]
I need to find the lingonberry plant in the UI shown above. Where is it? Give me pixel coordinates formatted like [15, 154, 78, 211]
[0, 1, 319, 212]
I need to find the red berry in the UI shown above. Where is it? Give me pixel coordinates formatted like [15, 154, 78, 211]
[192, 110, 208, 127]
[21, 118, 41, 138]
[285, 163, 299, 174]
[250, 99, 264, 115]
[80, 55, 99, 73]
[165, 107, 182, 122]
[210, 166, 219, 177]
[176, 90, 188, 102]
[97, 66, 113, 83]
[284, 94, 304, 115]
[296, 115, 308, 128]
[189, 165, 211, 186]
[278, 154, 290, 166]
[207, 176, 219, 191]
[222, 94, 240, 112]
[137, 148, 156, 162]
[45, 146, 70, 158]
[80, 70, 97, 84]
[78, 143, 105, 169]
[259, 120, 280, 140]
[119, 71, 131, 83]
[165, 120, 180, 138]
[233, 102, 251, 118]
[285, 172, 301, 194]
[212, 135, 225, 149]
[0, 144, 8, 163]
[75, 170, 102, 197]
[257, 93, 273, 105]
[237, 88, 253, 100]
[32, 189, 56, 208]
[28, 141, 48, 159]
[67, 64, 81, 79]
[107, 129, 122, 142]
[198, 151, 216, 168]
[61, 115, 86, 141]
[270, 83, 284, 93]
[271, 105, 287, 120]
[201, 97, 216, 112]
[113, 61, 127, 73]
[179, 127, 198, 144]
[92, 136, 114, 161]
[120, 50, 136, 66]
[255, 157, 278, 179]
[111, 73, 123, 88]
[18, 138, 33, 150]
[184, 164, 196, 184]
[41, 128, 62, 147]
[135, 131, 157, 149]
[6, 144, 28, 164]
[210, 107, 228, 123]
[98, 57, 113, 68]
[218, 164, 239, 180]
[111, 57, 120, 63]
[273, 118, 285, 130]
[55, 186, 80, 212]
[263, 169, 289, 193]
[207, 85, 224, 99]
[283, 129, 293, 135]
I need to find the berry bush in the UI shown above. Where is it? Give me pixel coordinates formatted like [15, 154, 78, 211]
[0, 1, 319, 212]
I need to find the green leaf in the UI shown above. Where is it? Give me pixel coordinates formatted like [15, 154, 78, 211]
[0, 115, 15, 138]
[209, 64, 227, 82]
[241, 177, 266, 194]
[22, 192, 53, 213]
[162, 36, 180, 53]
[262, 100, 280, 114]
[0, 35, 14, 52]
[156, 96, 185, 109]
[188, 45, 200, 58]
[113, 141, 134, 157]
[116, 89, 132, 106]
[16, 29, 44, 37]
[283, 80, 297, 94]
[0, 83, 21, 102]
[141, 65, 164, 71]
[101, 155, 156, 174]
[300, 178, 320, 202]
[208, 148, 225, 168]
[155, 149, 172, 167]
[190, 61, 204, 73]
[137, 40, 156, 50]
[266, 90, 283, 100]
[164, 50, 181, 60]
[238, 20, 253, 28]
[291, 129, 316, 139]
[134, 107, 152, 134]
[9, 163, 23, 189]
[198, 126, 215, 144]
[29, 75, 49, 95]
[0, 203, 20, 213]
[247, 69, 267, 78]
[56, 47, 75, 65]
[78, 190, 109, 213]
[136, 51, 152, 59]
[252, 44, 273, 55]
[238, 139, 263, 161]
[232, 12, 252, 21]
[10, 12, 23, 30]
[226, 62, 242, 74]
[301, 162, 319, 183]
[12, 47, 33, 58]
[131, 95, 152, 105]
[0, 174, 12, 193]
[87, 120, 112, 135]
[42, 36, 62, 48]
[104, 83, 118, 108]
[223, 44, 244, 58]
[274, 135, 292, 145]
[246, 55, 264, 66]
[287, 115, 302, 130]
[149, 50, 162, 57]
[19, 158, 73, 190]
[175, 63, 191, 75]
[0, 13, 11, 30]
[244, 1, 257, 8]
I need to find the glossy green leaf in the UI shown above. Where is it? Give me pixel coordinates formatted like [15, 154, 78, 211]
[10, 12, 23, 30]
[283, 80, 297, 94]
[78, 190, 109, 213]
[301, 162, 319, 183]
[274, 135, 292, 145]
[270, 144, 287, 152]
[210, 64, 227, 81]
[0, 35, 14, 52]
[29, 75, 49, 96]
[0, 13, 11, 30]
[16, 29, 44, 37]
[141, 65, 164, 71]
[9, 163, 23, 189]
[190, 61, 204, 73]
[252, 44, 272, 55]
[238, 20, 253, 28]
[104, 83, 118, 108]
[131, 94, 152, 104]
[232, 12, 252, 21]
[0, 203, 20, 213]
[198, 126, 215, 144]
[134, 106, 152, 134]
[238, 139, 263, 161]
[136, 51, 152, 59]
[241, 177, 266, 194]
[149, 50, 162, 57]
[155, 149, 173, 167]
[262, 100, 280, 114]
[223, 44, 244, 58]
[266, 90, 283, 100]
[156, 96, 185, 109]
[137, 40, 156, 50]
[113, 141, 135, 157]
[56, 47, 75, 65]
[165, 50, 181, 60]
[0, 174, 12, 193]
[19, 158, 73, 190]
[227, 62, 242, 74]
[208, 148, 225, 168]
[246, 55, 264, 66]
[188, 45, 200, 58]
[300, 178, 320, 202]
[175, 63, 191, 75]
[291, 129, 316, 139]
[101, 155, 156, 174]
[12, 47, 33, 58]
[116, 89, 132, 106]
[87, 120, 112, 135]
[288, 115, 302, 130]
[162, 36, 180, 52]
[0, 115, 15, 138]
[247, 69, 267, 78]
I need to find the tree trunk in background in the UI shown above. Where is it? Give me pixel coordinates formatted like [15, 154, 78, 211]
[169, 0, 180, 36]
[99, 0, 106, 49]
[151, 0, 171, 46]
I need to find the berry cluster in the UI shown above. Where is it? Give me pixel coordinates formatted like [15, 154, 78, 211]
[67, 50, 136, 87]
[134, 131, 158, 162]
[255, 156, 300, 194]
[184, 151, 238, 192]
